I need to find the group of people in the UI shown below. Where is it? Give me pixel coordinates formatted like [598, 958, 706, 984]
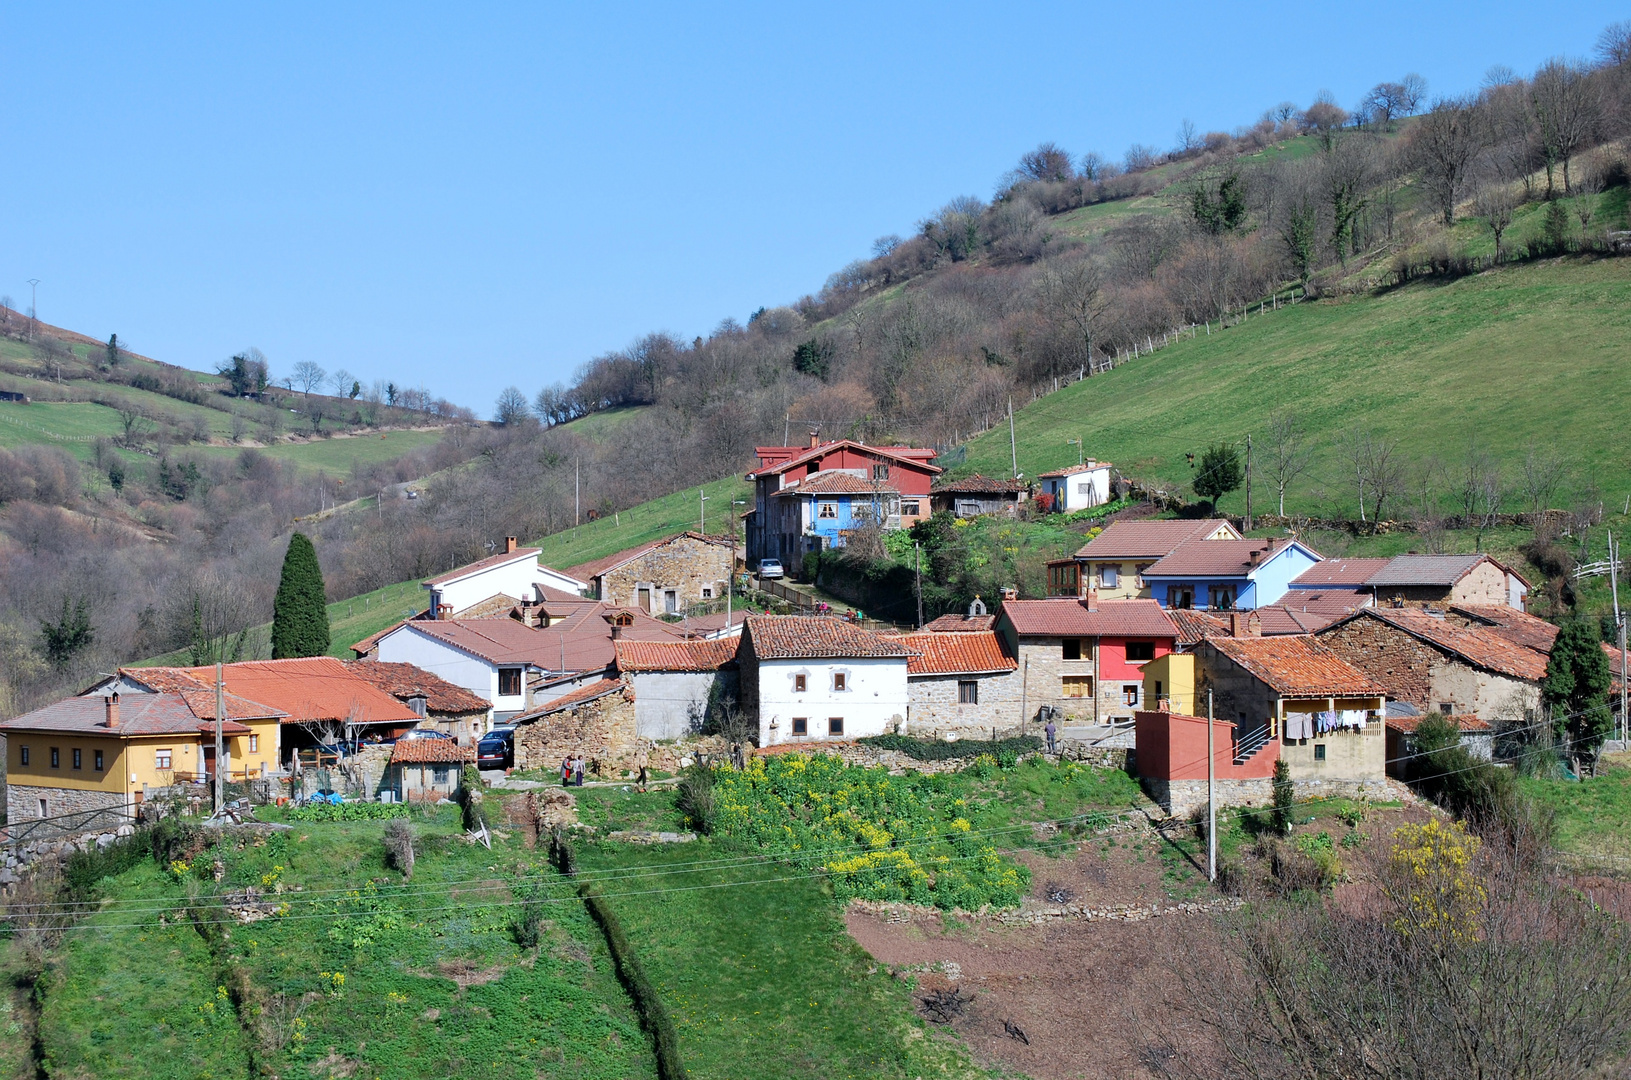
[559, 753, 587, 787]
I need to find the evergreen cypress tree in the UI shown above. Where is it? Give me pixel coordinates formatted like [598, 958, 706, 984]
[271, 532, 330, 659]
[1543, 618, 1613, 770]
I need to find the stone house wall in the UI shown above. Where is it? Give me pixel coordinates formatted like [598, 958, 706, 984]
[904, 667, 1027, 735]
[512, 685, 723, 778]
[1317, 617, 1441, 709]
[1193, 643, 1282, 735]
[5, 784, 130, 823]
[628, 670, 739, 740]
[597, 537, 735, 612]
[1013, 638, 1102, 723]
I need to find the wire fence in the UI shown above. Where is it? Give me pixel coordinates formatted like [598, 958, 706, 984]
[1, 801, 137, 850]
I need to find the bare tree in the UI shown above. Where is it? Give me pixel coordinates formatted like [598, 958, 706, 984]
[1301, 91, 1349, 151]
[1362, 431, 1405, 522]
[291, 360, 327, 396]
[1530, 58, 1600, 197]
[1016, 142, 1073, 183]
[1263, 411, 1312, 516]
[1571, 152, 1607, 236]
[1360, 76, 1425, 129]
[1460, 442, 1504, 548]
[1176, 119, 1201, 154]
[494, 386, 531, 426]
[1520, 442, 1570, 517]
[1322, 135, 1376, 264]
[116, 405, 150, 447]
[1474, 182, 1518, 260]
[1407, 96, 1484, 225]
[1600, 20, 1631, 66]
[1035, 257, 1110, 370]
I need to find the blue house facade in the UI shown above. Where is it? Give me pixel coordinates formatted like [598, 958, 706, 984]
[1142, 538, 1322, 611]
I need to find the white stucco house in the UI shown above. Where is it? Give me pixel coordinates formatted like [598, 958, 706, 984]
[1038, 460, 1112, 513]
[423, 537, 588, 617]
[738, 616, 910, 746]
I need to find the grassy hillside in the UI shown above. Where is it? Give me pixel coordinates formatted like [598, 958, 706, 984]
[953, 257, 1631, 516]
[530, 474, 754, 571]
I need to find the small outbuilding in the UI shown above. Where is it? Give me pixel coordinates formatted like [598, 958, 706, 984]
[385, 738, 474, 803]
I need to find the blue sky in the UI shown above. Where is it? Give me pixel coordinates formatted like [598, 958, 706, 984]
[1, 3, 1622, 416]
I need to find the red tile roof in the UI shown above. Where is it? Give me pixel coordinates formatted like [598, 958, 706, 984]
[116, 669, 290, 721]
[614, 638, 740, 672]
[513, 677, 626, 722]
[1385, 713, 1492, 734]
[1450, 605, 1559, 653]
[752, 439, 943, 478]
[1290, 558, 1391, 587]
[1328, 609, 1549, 681]
[774, 470, 900, 497]
[1204, 636, 1386, 698]
[745, 616, 913, 660]
[0, 693, 269, 737]
[891, 631, 1016, 676]
[1144, 537, 1304, 577]
[562, 532, 732, 581]
[1251, 606, 1347, 635]
[1166, 608, 1231, 646]
[932, 473, 1027, 494]
[922, 613, 997, 633]
[1037, 461, 1111, 479]
[148, 658, 422, 727]
[423, 547, 541, 587]
[343, 661, 492, 715]
[397, 617, 682, 674]
[389, 738, 476, 764]
[1072, 519, 1239, 560]
[1000, 598, 1176, 639]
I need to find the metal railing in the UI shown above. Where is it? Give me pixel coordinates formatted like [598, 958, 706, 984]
[1233, 726, 1275, 766]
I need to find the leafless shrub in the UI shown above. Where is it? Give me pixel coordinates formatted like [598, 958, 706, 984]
[383, 818, 415, 878]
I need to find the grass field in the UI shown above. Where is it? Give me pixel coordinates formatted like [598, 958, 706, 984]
[1521, 755, 1631, 867]
[952, 257, 1631, 517]
[530, 474, 754, 572]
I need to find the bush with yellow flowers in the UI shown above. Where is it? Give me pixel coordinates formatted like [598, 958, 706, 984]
[710, 753, 1029, 910]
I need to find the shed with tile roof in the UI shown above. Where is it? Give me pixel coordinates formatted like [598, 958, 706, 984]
[613, 639, 741, 740]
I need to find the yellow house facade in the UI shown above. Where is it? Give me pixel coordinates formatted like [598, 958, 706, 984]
[0, 692, 283, 820]
[1051, 520, 1242, 600]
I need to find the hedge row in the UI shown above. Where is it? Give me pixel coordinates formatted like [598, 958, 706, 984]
[857, 733, 1044, 762]
[282, 801, 410, 822]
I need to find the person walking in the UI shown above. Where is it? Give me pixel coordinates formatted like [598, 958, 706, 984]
[573, 754, 586, 787]
[634, 744, 650, 791]
[1045, 717, 1058, 755]
[560, 754, 573, 787]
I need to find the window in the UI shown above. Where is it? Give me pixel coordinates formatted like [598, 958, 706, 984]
[1062, 638, 1083, 660]
[94, 749, 104, 771]
[664, 590, 678, 614]
[155, 749, 173, 771]
[1077, 481, 1091, 495]
[818, 501, 838, 519]
[1122, 684, 1140, 707]
[38, 798, 47, 819]
[19, 746, 28, 766]
[872, 463, 890, 481]
[958, 680, 978, 705]
[50, 747, 59, 769]
[1062, 675, 1092, 698]
[432, 766, 450, 784]
[832, 672, 847, 692]
[499, 668, 523, 697]
[828, 717, 844, 736]
[1314, 743, 1327, 761]
[794, 674, 807, 693]
[1135, 564, 1152, 586]
[1048, 562, 1080, 597]
[901, 500, 920, 517]
[248, 734, 259, 753]
[1212, 586, 1235, 611]
[72, 748, 82, 770]
[1100, 565, 1119, 588]
[791, 717, 808, 735]
[1438, 702, 1454, 715]
[1125, 641, 1155, 662]
[1172, 588, 1194, 610]
[701, 586, 713, 599]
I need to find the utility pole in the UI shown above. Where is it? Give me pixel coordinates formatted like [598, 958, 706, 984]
[1613, 530, 1627, 742]
[1067, 437, 1083, 466]
[1243, 434, 1253, 532]
[574, 459, 580, 527]
[1207, 688, 1216, 883]
[214, 661, 226, 812]
[26, 279, 39, 341]
[1008, 398, 1018, 480]
[914, 543, 924, 629]
[699, 488, 708, 534]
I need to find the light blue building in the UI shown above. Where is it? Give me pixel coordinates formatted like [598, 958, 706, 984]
[1141, 537, 1322, 611]
[769, 471, 901, 553]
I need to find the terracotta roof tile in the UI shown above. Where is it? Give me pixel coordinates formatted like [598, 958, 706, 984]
[513, 677, 626, 722]
[933, 473, 1027, 494]
[1290, 558, 1391, 587]
[423, 547, 541, 587]
[774, 471, 900, 496]
[891, 631, 1016, 676]
[563, 532, 732, 581]
[1205, 636, 1386, 697]
[1000, 598, 1176, 639]
[615, 638, 740, 672]
[118, 669, 290, 721]
[753, 439, 943, 478]
[1450, 605, 1559, 653]
[1330, 609, 1549, 681]
[0, 693, 272, 736]
[343, 661, 491, 715]
[922, 613, 997, 632]
[1385, 713, 1492, 734]
[1072, 519, 1238, 560]
[745, 616, 912, 660]
[389, 739, 476, 764]
[144, 658, 422, 727]
[1144, 538, 1306, 577]
[1251, 606, 1347, 635]
[1037, 461, 1112, 479]
[1166, 609, 1231, 646]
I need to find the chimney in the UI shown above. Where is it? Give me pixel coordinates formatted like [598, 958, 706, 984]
[438, 603, 452, 621]
[611, 622, 623, 640]
[1246, 612, 1262, 637]
[505, 536, 518, 553]
[104, 692, 120, 729]
[808, 430, 820, 449]
[408, 694, 427, 717]
[1083, 589, 1098, 612]
[999, 586, 1018, 603]
[1230, 612, 1243, 637]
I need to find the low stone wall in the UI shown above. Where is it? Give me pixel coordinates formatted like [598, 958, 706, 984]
[1144, 774, 1393, 817]
[993, 896, 1244, 927]
[1, 822, 137, 891]
[513, 686, 728, 779]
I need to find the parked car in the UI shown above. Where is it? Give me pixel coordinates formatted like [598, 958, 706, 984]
[757, 558, 784, 579]
[399, 728, 451, 741]
[476, 728, 515, 770]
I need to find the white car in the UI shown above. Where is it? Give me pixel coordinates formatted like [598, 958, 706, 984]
[757, 558, 785, 579]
